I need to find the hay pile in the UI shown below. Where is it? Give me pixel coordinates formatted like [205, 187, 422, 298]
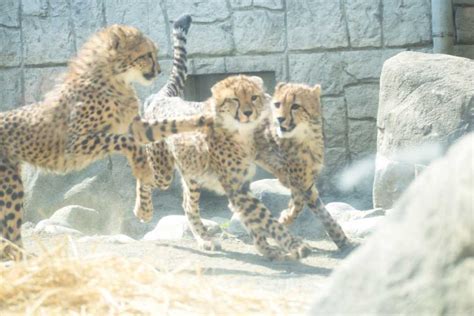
[0, 239, 304, 315]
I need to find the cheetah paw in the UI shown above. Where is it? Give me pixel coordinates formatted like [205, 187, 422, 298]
[198, 239, 222, 251]
[259, 245, 288, 261]
[278, 209, 295, 226]
[287, 241, 312, 260]
[133, 204, 153, 223]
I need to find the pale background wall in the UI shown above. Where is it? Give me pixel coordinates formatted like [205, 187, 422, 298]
[1, 0, 473, 209]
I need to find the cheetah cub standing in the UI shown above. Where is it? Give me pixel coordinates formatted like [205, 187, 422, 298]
[135, 75, 311, 260]
[254, 83, 351, 250]
[0, 24, 208, 259]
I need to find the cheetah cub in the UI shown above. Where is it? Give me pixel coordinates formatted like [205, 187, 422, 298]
[135, 75, 311, 260]
[0, 24, 208, 259]
[254, 82, 351, 250]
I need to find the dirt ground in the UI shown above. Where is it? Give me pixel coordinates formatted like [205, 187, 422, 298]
[21, 227, 354, 314]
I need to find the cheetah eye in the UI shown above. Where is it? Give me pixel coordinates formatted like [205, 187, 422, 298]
[232, 98, 240, 103]
[146, 52, 153, 59]
[251, 95, 258, 101]
[274, 102, 281, 109]
[291, 104, 300, 110]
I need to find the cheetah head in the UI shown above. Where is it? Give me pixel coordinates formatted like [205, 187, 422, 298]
[74, 24, 161, 86]
[108, 25, 161, 86]
[211, 75, 268, 131]
[272, 82, 322, 138]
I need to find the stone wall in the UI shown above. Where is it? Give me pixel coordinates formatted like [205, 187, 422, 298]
[0, 0, 473, 210]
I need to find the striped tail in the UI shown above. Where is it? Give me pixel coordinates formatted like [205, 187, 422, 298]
[156, 14, 191, 99]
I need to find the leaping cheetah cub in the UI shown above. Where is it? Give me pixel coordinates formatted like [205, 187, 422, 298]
[254, 82, 352, 250]
[0, 24, 208, 259]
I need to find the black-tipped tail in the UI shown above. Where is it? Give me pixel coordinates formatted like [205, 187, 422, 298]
[173, 14, 192, 34]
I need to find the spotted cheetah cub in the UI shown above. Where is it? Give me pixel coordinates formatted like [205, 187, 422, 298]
[254, 82, 351, 250]
[135, 75, 311, 260]
[0, 24, 208, 259]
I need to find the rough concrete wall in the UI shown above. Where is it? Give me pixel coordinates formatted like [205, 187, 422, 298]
[0, 0, 469, 209]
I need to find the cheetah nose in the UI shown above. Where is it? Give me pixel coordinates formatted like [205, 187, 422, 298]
[277, 117, 285, 124]
[243, 110, 253, 117]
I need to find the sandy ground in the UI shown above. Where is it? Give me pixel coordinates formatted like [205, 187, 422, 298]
[21, 227, 353, 314]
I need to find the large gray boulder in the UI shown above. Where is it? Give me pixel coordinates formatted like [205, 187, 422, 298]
[374, 52, 473, 209]
[310, 133, 474, 315]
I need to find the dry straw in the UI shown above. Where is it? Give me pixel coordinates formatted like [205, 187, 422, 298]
[0, 237, 304, 315]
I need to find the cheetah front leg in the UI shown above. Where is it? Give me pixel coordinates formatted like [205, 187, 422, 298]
[133, 142, 175, 222]
[67, 132, 154, 185]
[0, 157, 24, 260]
[227, 191, 311, 260]
[181, 178, 221, 251]
[255, 156, 304, 225]
[278, 191, 305, 225]
[129, 114, 212, 145]
[305, 184, 351, 249]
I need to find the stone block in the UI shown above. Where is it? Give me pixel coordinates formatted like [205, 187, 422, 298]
[383, 0, 431, 46]
[47, 0, 70, 17]
[22, 0, 49, 16]
[225, 55, 286, 83]
[229, 0, 252, 8]
[166, 0, 230, 23]
[345, 83, 379, 119]
[233, 10, 285, 54]
[453, 0, 474, 4]
[0, 0, 20, 27]
[321, 96, 346, 148]
[253, 0, 283, 10]
[0, 68, 22, 111]
[348, 120, 377, 159]
[24, 67, 67, 104]
[344, 0, 381, 47]
[71, 0, 105, 48]
[22, 16, 75, 65]
[289, 49, 402, 95]
[287, 0, 348, 50]
[454, 44, 474, 59]
[106, 0, 170, 57]
[0, 28, 22, 66]
[455, 6, 474, 44]
[318, 147, 348, 201]
[190, 57, 226, 74]
[187, 21, 233, 56]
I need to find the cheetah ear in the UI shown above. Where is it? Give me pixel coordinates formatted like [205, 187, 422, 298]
[275, 82, 287, 90]
[312, 84, 321, 97]
[110, 26, 126, 51]
[249, 76, 264, 89]
[210, 81, 221, 96]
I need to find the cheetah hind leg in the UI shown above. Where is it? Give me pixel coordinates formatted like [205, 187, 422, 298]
[0, 157, 24, 261]
[182, 179, 221, 251]
[230, 195, 311, 260]
[133, 180, 154, 223]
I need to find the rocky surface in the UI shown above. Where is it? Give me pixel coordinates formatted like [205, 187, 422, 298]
[310, 133, 474, 315]
[374, 52, 474, 209]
